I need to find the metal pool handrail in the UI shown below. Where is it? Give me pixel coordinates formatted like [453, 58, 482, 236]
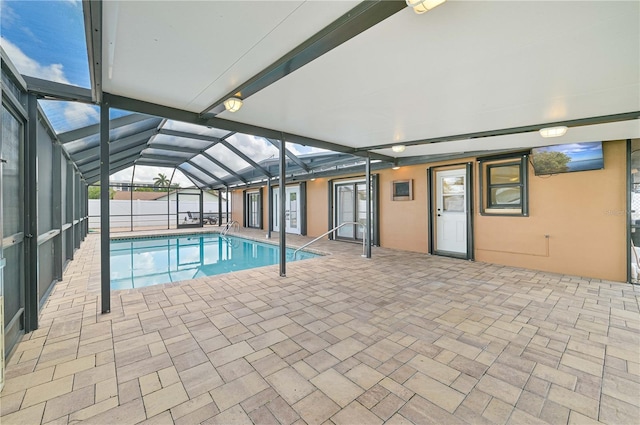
[293, 222, 366, 259]
[221, 220, 239, 236]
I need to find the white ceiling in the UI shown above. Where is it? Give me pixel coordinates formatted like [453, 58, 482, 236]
[102, 0, 359, 111]
[101, 1, 640, 156]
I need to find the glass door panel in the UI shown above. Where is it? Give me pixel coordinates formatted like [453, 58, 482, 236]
[336, 185, 354, 238]
[1, 105, 25, 361]
[288, 191, 298, 229]
[335, 181, 374, 242]
[630, 144, 640, 282]
[248, 192, 260, 228]
[272, 186, 300, 234]
[441, 176, 465, 212]
[356, 183, 367, 240]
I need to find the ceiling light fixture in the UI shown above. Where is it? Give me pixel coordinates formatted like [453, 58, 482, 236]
[406, 0, 446, 14]
[539, 126, 568, 138]
[223, 97, 243, 113]
[392, 145, 406, 153]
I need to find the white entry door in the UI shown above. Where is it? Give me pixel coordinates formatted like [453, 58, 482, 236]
[273, 186, 301, 234]
[435, 169, 467, 255]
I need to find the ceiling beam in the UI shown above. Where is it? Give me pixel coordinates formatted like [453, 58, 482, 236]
[85, 164, 130, 185]
[81, 146, 147, 173]
[158, 128, 230, 144]
[76, 140, 148, 167]
[82, 0, 103, 103]
[308, 155, 369, 172]
[102, 93, 394, 162]
[59, 113, 156, 143]
[176, 166, 209, 189]
[361, 111, 640, 151]
[139, 153, 185, 164]
[83, 155, 142, 178]
[1, 46, 28, 90]
[146, 143, 202, 155]
[396, 149, 530, 167]
[218, 139, 272, 178]
[70, 128, 157, 163]
[266, 138, 310, 172]
[23, 76, 93, 104]
[222, 154, 369, 188]
[110, 128, 158, 153]
[227, 161, 393, 191]
[201, 152, 247, 184]
[84, 161, 133, 183]
[135, 159, 183, 168]
[200, 0, 406, 116]
[185, 161, 227, 186]
[156, 127, 240, 178]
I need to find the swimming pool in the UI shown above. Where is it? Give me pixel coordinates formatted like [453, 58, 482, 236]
[110, 233, 320, 290]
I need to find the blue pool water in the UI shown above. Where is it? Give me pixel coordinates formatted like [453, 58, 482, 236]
[110, 234, 319, 290]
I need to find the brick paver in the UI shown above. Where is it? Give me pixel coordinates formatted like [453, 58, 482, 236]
[1, 228, 639, 424]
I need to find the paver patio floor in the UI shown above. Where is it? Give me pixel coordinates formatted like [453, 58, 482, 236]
[1, 229, 639, 424]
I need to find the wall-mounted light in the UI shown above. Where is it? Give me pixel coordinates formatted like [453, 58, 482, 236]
[310, 178, 316, 181]
[392, 145, 406, 153]
[406, 0, 446, 14]
[392, 166, 401, 170]
[539, 126, 568, 138]
[223, 97, 243, 113]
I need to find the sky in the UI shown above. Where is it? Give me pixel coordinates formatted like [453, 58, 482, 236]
[1, 0, 325, 187]
[1, 0, 102, 131]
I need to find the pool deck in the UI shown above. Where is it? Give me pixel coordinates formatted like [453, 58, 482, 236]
[1, 228, 639, 424]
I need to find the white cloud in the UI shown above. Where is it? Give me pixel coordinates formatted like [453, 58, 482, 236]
[0, 37, 69, 83]
[227, 134, 278, 165]
[2, 38, 100, 133]
[63, 102, 99, 127]
[0, 2, 18, 26]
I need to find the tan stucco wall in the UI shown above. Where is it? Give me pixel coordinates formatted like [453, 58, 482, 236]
[231, 190, 244, 225]
[376, 165, 429, 252]
[306, 179, 329, 237]
[233, 140, 627, 282]
[474, 140, 626, 282]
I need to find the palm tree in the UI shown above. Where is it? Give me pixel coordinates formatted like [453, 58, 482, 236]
[153, 173, 170, 188]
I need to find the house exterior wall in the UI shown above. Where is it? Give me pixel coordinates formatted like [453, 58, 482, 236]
[307, 179, 330, 238]
[474, 140, 625, 282]
[231, 190, 244, 225]
[232, 140, 627, 282]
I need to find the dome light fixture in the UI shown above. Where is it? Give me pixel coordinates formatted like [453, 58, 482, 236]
[223, 97, 243, 113]
[539, 126, 568, 138]
[406, 0, 446, 14]
[392, 145, 406, 153]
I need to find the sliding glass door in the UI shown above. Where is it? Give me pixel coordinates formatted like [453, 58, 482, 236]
[1, 104, 25, 363]
[244, 189, 262, 229]
[334, 180, 375, 242]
